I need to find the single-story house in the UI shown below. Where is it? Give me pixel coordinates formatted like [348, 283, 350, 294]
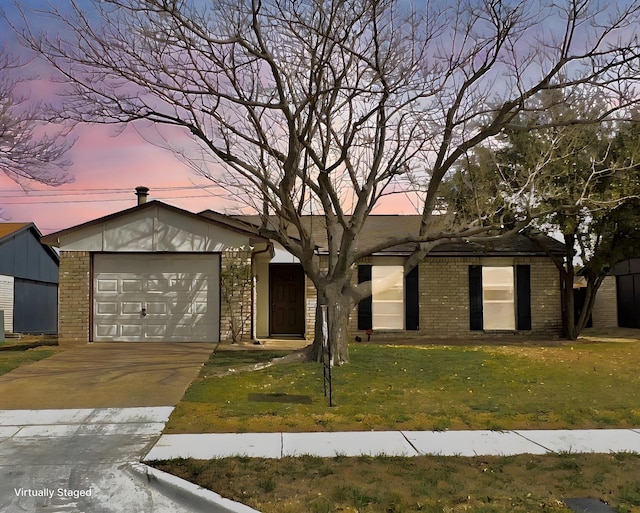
[0, 222, 59, 334]
[43, 188, 565, 346]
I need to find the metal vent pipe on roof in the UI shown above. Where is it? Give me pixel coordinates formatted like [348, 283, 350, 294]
[135, 186, 149, 205]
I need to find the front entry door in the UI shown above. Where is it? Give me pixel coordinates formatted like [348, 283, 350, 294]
[269, 264, 305, 336]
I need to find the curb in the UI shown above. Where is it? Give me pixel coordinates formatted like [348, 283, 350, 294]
[127, 462, 261, 513]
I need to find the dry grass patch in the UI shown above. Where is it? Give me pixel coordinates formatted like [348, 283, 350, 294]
[151, 452, 640, 513]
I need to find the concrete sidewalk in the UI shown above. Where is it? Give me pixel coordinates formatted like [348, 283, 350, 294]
[4, 409, 638, 513]
[145, 428, 640, 461]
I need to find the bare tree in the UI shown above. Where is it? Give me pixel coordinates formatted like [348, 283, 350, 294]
[0, 45, 72, 187]
[16, 0, 640, 362]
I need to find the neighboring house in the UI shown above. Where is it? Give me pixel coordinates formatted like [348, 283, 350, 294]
[611, 259, 640, 328]
[44, 189, 565, 346]
[0, 223, 59, 334]
[573, 261, 640, 330]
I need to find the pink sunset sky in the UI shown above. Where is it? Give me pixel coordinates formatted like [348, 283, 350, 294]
[0, 121, 241, 234]
[2, 2, 631, 236]
[0, 3, 235, 233]
[1, 2, 419, 235]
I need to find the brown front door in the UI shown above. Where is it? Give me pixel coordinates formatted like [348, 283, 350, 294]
[269, 264, 305, 336]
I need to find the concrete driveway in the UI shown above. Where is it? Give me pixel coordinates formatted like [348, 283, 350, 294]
[0, 343, 218, 512]
[0, 342, 215, 409]
[0, 407, 214, 512]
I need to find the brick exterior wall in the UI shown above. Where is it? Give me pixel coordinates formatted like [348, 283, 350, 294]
[526, 258, 563, 336]
[220, 249, 253, 342]
[58, 251, 91, 347]
[59, 248, 563, 345]
[418, 257, 471, 337]
[591, 275, 618, 328]
[305, 275, 317, 340]
[349, 256, 562, 340]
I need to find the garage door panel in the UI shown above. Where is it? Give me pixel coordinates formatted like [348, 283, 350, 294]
[147, 279, 169, 292]
[122, 301, 144, 314]
[122, 279, 143, 292]
[121, 324, 143, 337]
[146, 324, 167, 337]
[96, 324, 117, 337]
[146, 301, 168, 315]
[194, 301, 208, 314]
[96, 302, 118, 315]
[93, 254, 220, 342]
[97, 279, 118, 293]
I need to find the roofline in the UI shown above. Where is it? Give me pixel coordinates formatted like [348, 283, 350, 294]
[42, 201, 269, 247]
[0, 222, 60, 264]
[317, 250, 564, 257]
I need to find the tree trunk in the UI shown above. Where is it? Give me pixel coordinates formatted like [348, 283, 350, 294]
[562, 275, 578, 340]
[575, 276, 605, 334]
[559, 233, 578, 340]
[310, 287, 352, 364]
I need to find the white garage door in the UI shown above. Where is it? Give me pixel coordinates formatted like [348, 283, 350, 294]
[93, 254, 220, 342]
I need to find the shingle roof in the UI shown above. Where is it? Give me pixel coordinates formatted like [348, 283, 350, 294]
[0, 222, 60, 263]
[231, 214, 565, 256]
[0, 223, 31, 241]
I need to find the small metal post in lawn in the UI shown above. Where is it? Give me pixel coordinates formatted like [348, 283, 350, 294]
[320, 304, 334, 407]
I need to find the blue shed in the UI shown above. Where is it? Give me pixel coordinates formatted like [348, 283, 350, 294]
[0, 223, 59, 334]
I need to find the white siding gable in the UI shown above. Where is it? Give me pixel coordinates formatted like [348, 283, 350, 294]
[58, 205, 254, 252]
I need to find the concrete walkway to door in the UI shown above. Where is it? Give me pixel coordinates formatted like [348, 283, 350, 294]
[0, 342, 215, 409]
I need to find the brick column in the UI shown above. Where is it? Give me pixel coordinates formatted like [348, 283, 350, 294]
[220, 250, 253, 342]
[58, 251, 91, 346]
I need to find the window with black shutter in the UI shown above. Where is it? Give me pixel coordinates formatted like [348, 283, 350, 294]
[357, 265, 372, 330]
[405, 266, 419, 330]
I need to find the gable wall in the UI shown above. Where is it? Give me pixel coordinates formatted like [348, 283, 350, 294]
[0, 229, 58, 283]
[59, 206, 253, 253]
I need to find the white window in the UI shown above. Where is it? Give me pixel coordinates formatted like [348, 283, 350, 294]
[482, 267, 515, 330]
[372, 266, 404, 329]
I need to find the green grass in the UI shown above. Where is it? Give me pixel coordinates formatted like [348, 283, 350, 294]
[0, 347, 58, 376]
[151, 452, 640, 513]
[165, 341, 640, 433]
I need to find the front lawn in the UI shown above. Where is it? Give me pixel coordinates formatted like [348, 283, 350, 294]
[0, 347, 59, 376]
[165, 340, 640, 433]
[152, 452, 640, 513]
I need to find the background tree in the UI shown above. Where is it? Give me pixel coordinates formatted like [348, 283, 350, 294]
[15, 0, 640, 361]
[444, 96, 640, 339]
[0, 44, 72, 188]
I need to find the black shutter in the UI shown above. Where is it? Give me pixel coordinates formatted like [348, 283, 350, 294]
[469, 265, 483, 330]
[357, 265, 372, 330]
[405, 266, 419, 330]
[516, 265, 532, 330]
